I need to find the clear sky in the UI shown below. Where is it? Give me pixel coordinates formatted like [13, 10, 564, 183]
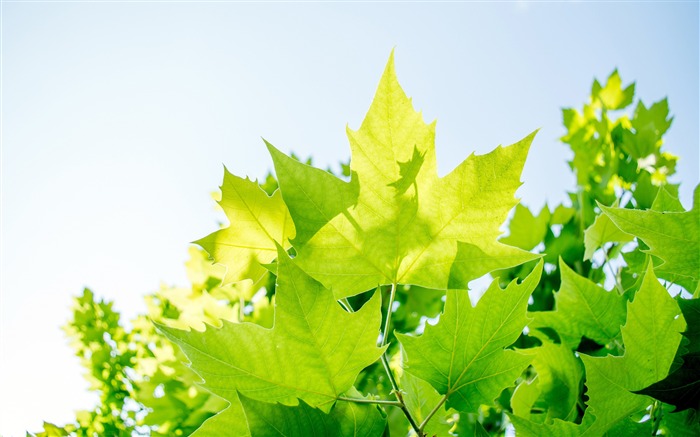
[1, 1, 698, 435]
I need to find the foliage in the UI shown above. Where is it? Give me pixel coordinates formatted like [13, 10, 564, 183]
[33, 55, 698, 436]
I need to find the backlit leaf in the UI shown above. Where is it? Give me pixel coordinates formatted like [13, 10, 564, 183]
[268, 53, 538, 298]
[600, 184, 699, 292]
[157, 247, 384, 413]
[397, 261, 542, 412]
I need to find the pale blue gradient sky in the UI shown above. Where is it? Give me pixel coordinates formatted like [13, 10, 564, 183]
[1, 2, 698, 435]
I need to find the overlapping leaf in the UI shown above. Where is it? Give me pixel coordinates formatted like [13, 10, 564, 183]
[600, 184, 699, 292]
[530, 259, 627, 348]
[635, 298, 700, 414]
[578, 264, 685, 435]
[511, 265, 685, 436]
[400, 371, 453, 436]
[501, 204, 551, 251]
[397, 261, 542, 412]
[583, 201, 633, 261]
[157, 247, 384, 414]
[195, 169, 295, 284]
[192, 392, 386, 437]
[511, 341, 583, 424]
[268, 53, 538, 298]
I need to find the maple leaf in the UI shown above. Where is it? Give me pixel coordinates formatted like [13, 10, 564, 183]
[635, 298, 700, 415]
[267, 52, 539, 298]
[577, 264, 685, 435]
[591, 70, 635, 111]
[583, 201, 633, 261]
[600, 184, 699, 293]
[529, 259, 627, 348]
[501, 204, 551, 251]
[400, 371, 453, 436]
[157, 246, 384, 413]
[195, 169, 295, 284]
[191, 391, 386, 437]
[511, 264, 685, 436]
[511, 341, 584, 423]
[396, 261, 542, 412]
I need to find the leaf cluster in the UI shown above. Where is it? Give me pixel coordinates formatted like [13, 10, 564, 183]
[33, 56, 699, 436]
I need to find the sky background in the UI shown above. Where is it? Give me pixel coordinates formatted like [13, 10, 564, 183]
[1, 1, 698, 435]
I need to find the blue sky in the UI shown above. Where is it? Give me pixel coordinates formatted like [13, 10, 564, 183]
[1, 2, 698, 435]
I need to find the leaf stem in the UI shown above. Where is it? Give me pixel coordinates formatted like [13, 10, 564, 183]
[603, 244, 625, 295]
[376, 283, 424, 436]
[380, 354, 400, 396]
[380, 357, 423, 435]
[380, 283, 398, 347]
[418, 393, 448, 432]
[337, 396, 402, 407]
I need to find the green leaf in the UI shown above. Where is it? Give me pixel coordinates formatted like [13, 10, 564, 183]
[195, 169, 295, 284]
[157, 247, 384, 413]
[520, 341, 584, 422]
[592, 70, 635, 110]
[190, 395, 250, 437]
[579, 264, 686, 435]
[511, 377, 543, 423]
[501, 204, 551, 251]
[583, 201, 633, 261]
[509, 414, 581, 437]
[269, 52, 538, 298]
[512, 265, 685, 436]
[659, 409, 700, 436]
[600, 184, 700, 292]
[530, 259, 627, 348]
[193, 393, 386, 437]
[635, 298, 700, 414]
[401, 371, 453, 436]
[651, 184, 684, 213]
[241, 395, 386, 436]
[397, 261, 542, 412]
[633, 98, 672, 138]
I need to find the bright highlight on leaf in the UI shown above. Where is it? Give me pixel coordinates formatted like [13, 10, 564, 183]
[269, 52, 539, 298]
[195, 169, 295, 284]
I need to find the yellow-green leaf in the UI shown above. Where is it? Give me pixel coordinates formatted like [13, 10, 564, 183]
[269, 53, 539, 298]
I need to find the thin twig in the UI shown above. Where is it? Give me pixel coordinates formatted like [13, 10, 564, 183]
[380, 283, 398, 347]
[376, 283, 424, 436]
[337, 396, 402, 407]
[603, 244, 625, 295]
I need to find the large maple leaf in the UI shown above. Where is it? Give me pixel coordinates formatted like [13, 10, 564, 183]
[268, 52, 539, 298]
[157, 246, 384, 413]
